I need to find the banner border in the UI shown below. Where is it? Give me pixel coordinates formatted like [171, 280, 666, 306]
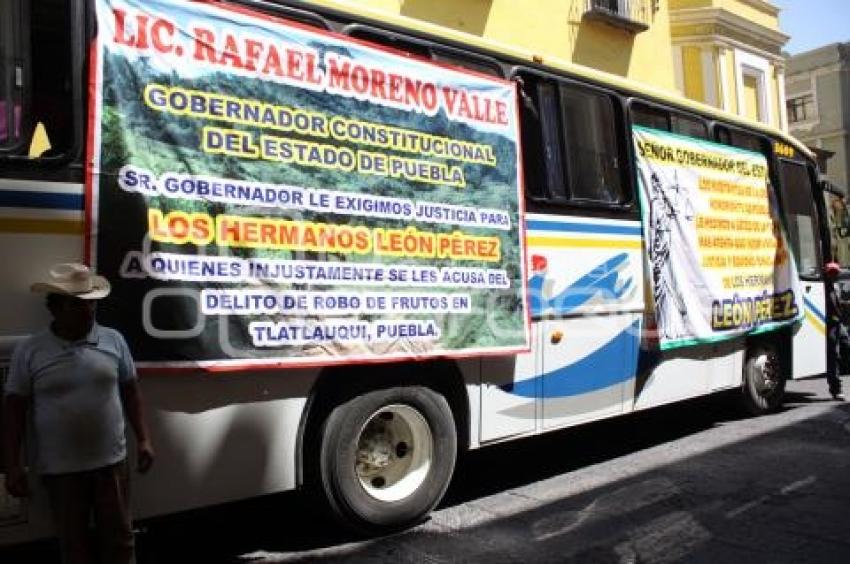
[633, 125, 804, 351]
[87, 0, 532, 372]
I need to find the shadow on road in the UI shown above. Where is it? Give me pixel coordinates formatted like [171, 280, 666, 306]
[4, 384, 847, 563]
[131, 391, 812, 562]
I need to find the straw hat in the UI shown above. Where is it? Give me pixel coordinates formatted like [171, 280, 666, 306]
[31, 263, 111, 300]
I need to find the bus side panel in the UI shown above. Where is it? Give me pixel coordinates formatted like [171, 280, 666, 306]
[131, 370, 316, 520]
[633, 342, 743, 411]
[794, 281, 827, 378]
[0, 180, 85, 344]
[541, 313, 639, 429]
[479, 214, 644, 442]
[0, 369, 316, 544]
[480, 331, 540, 443]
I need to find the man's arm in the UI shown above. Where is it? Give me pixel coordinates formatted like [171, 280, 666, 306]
[119, 380, 154, 473]
[2, 394, 31, 497]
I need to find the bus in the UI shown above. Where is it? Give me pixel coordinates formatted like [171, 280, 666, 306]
[0, 0, 832, 543]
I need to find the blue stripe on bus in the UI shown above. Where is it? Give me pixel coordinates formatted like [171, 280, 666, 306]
[803, 296, 825, 323]
[525, 220, 641, 236]
[502, 321, 639, 398]
[0, 190, 83, 211]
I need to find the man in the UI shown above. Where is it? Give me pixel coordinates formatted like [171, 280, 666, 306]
[825, 261, 846, 401]
[2, 263, 154, 563]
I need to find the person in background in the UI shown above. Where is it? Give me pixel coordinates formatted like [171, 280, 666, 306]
[829, 195, 850, 266]
[2, 263, 154, 564]
[825, 261, 846, 401]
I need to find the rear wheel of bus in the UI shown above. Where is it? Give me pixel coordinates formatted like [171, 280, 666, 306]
[318, 385, 457, 533]
[741, 343, 786, 415]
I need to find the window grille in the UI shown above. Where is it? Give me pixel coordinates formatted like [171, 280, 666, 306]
[786, 94, 816, 124]
[585, 0, 654, 32]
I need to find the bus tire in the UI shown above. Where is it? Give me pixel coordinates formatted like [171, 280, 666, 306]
[318, 385, 457, 533]
[741, 345, 785, 415]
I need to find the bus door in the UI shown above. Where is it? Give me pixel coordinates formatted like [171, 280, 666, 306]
[480, 213, 644, 442]
[535, 220, 644, 430]
[480, 73, 643, 442]
[777, 158, 827, 378]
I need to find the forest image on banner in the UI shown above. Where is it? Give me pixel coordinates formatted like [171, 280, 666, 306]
[88, 0, 528, 367]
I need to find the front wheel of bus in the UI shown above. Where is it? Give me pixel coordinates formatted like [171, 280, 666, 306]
[741, 345, 786, 415]
[319, 386, 457, 533]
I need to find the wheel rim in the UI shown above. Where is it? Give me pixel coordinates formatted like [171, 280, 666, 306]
[750, 350, 780, 397]
[355, 404, 433, 502]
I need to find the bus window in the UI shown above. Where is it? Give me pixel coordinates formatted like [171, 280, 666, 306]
[431, 49, 502, 78]
[631, 103, 668, 131]
[715, 126, 768, 156]
[631, 103, 709, 139]
[520, 73, 628, 206]
[559, 84, 626, 203]
[30, 0, 74, 156]
[518, 78, 549, 200]
[777, 161, 823, 279]
[345, 25, 503, 78]
[245, 4, 330, 30]
[0, 0, 25, 149]
[538, 82, 567, 200]
[0, 0, 75, 159]
[344, 26, 433, 59]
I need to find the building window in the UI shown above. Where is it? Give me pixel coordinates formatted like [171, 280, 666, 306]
[583, 0, 652, 33]
[590, 0, 623, 13]
[786, 94, 815, 124]
[734, 49, 772, 125]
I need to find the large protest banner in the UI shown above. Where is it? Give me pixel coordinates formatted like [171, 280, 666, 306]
[634, 126, 803, 350]
[88, 0, 528, 368]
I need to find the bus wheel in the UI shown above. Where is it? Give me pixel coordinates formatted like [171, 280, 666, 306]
[741, 345, 785, 415]
[319, 386, 457, 533]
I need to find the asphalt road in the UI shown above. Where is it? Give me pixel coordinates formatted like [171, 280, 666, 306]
[5, 375, 849, 563]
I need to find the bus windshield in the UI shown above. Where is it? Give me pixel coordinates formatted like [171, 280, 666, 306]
[778, 160, 823, 278]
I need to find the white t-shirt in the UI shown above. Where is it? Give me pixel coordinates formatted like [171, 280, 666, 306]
[4, 324, 137, 475]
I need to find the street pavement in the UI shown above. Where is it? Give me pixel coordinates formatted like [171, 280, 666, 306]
[4, 375, 849, 563]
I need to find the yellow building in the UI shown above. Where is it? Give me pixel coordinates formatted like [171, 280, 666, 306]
[669, 0, 789, 129]
[308, 1, 677, 90]
[306, 1, 788, 128]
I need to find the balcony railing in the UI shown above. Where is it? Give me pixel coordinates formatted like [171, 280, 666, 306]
[584, 0, 654, 33]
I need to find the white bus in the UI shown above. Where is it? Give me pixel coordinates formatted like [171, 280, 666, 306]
[0, 0, 832, 544]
